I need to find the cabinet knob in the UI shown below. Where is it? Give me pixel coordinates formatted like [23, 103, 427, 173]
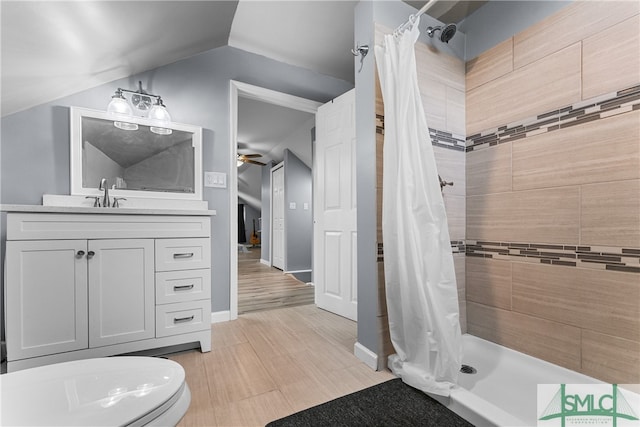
[87, 251, 95, 259]
[77, 250, 85, 257]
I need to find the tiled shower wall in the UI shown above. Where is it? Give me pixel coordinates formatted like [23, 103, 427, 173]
[374, 23, 467, 361]
[465, 2, 639, 384]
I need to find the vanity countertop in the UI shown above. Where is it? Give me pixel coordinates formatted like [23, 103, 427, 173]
[0, 204, 217, 216]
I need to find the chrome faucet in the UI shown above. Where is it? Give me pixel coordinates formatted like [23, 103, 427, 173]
[99, 178, 111, 207]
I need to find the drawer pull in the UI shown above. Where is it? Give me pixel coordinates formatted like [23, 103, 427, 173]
[87, 250, 95, 259]
[174, 284, 194, 291]
[173, 315, 195, 324]
[173, 252, 194, 259]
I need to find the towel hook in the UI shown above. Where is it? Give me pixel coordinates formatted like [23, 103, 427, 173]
[351, 44, 369, 58]
[351, 44, 369, 73]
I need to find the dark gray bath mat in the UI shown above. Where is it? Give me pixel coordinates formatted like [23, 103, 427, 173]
[266, 378, 473, 426]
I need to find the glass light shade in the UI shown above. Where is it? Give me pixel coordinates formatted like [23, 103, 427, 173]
[108, 90, 137, 130]
[114, 121, 139, 131]
[148, 100, 172, 135]
[150, 126, 172, 135]
[107, 95, 133, 116]
[148, 103, 171, 122]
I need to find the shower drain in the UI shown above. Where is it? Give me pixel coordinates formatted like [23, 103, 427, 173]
[460, 364, 477, 374]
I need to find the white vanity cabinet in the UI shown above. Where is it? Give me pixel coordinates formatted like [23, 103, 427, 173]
[5, 240, 89, 359]
[88, 239, 155, 348]
[3, 208, 214, 372]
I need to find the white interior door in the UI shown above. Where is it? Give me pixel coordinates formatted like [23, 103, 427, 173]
[313, 89, 357, 321]
[271, 163, 285, 270]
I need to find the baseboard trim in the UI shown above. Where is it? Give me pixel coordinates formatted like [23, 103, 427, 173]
[260, 259, 271, 266]
[354, 342, 378, 371]
[211, 310, 231, 324]
[284, 269, 312, 274]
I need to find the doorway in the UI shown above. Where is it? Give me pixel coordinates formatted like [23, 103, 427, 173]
[229, 81, 321, 319]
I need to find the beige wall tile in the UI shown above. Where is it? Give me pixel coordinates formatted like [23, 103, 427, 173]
[584, 14, 640, 99]
[446, 86, 466, 136]
[444, 194, 465, 241]
[419, 77, 447, 131]
[376, 133, 383, 189]
[581, 179, 640, 247]
[415, 37, 465, 93]
[454, 253, 466, 301]
[377, 260, 387, 317]
[467, 302, 581, 371]
[433, 146, 466, 197]
[466, 38, 513, 90]
[513, 1, 640, 69]
[459, 300, 467, 335]
[582, 330, 640, 384]
[512, 111, 640, 191]
[379, 313, 395, 367]
[466, 143, 512, 196]
[376, 187, 383, 243]
[466, 43, 582, 136]
[466, 257, 512, 310]
[467, 187, 580, 244]
[512, 263, 640, 342]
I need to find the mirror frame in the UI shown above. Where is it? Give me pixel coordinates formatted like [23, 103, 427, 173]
[70, 106, 203, 200]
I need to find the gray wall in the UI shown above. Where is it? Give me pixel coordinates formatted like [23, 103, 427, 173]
[460, 0, 572, 60]
[354, 0, 379, 361]
[283, 149, 313, 272]
[0, 45, 352, 315]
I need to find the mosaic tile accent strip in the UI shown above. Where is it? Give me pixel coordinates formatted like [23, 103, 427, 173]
[466, 84, 640, 152]
[466, 240, 640, 273]
[375, 114, 466, 151]
[377, 241, 465, 262]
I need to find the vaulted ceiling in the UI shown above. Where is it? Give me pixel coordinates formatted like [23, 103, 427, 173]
[1, 1, 485, 117]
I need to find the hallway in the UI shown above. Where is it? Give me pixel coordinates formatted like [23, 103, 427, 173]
[238, 249, 314, 314]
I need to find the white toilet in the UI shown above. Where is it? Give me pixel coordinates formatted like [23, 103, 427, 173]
[0, 356, 191, 426]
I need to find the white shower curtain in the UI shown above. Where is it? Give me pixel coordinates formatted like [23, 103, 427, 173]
[375, 18, 462, 397]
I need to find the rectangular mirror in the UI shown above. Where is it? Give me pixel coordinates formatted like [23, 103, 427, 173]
[70, 107, 203, 200]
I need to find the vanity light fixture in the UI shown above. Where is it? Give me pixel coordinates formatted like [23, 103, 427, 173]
[106, 81, 172, 135]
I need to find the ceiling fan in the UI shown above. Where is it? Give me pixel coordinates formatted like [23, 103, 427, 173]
[237, 153, 266, 166]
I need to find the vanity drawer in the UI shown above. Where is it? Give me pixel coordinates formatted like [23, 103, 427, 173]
[156, 300, 210, 337]
[155, 238, 210, 271]
[156, 269, 211, 304]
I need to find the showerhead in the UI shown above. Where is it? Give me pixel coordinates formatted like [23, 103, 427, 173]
[426, 23, 457, 43]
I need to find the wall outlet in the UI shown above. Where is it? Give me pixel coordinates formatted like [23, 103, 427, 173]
[205, 172, 226, 188]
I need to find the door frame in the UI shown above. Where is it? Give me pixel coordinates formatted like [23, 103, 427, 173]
[229, 81, 321, 320]
[270, 161, 285, 270]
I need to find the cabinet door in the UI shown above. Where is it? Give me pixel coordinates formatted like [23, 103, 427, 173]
[5, 240, 88, 360]
[88, 239, 154, 347]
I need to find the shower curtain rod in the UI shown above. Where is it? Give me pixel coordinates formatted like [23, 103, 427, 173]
[394, 0, 438, 34]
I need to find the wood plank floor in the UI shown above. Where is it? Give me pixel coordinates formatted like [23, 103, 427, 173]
[238, 249, 314, 314]
[170, 305, 394, 427]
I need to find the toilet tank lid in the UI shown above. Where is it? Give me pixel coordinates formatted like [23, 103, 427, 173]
[0, 356, 186, 426]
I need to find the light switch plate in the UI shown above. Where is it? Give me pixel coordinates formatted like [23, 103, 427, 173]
[205, 172, 226, 188]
